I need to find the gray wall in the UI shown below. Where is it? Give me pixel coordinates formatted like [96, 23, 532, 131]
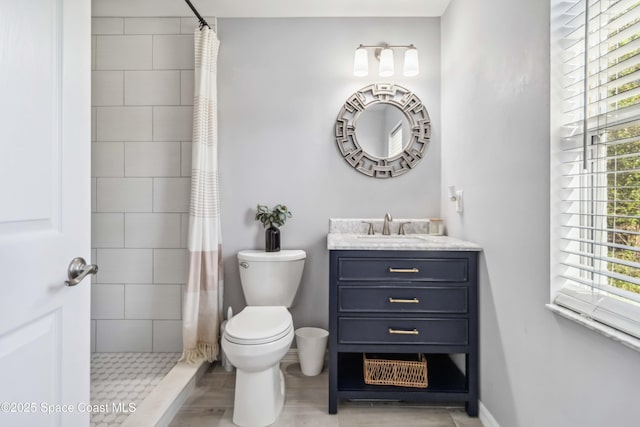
[441, 0, 640, 426]
[218, 18, 441, 328]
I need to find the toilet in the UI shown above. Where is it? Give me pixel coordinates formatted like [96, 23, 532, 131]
[221, 249, 306, 427]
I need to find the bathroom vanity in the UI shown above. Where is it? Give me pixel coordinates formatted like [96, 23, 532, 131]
[327, 220, 481, 416]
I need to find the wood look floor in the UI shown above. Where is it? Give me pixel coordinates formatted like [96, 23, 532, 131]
[170, 360, 484, 427]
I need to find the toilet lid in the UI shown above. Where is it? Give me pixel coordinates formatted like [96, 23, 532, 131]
[237, 249, 306, 262]
[224, 306, 293, 345]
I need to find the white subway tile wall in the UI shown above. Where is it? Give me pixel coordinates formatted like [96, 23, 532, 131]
[180, 214, 190, 248]
[91, 249, 97, 285]
[96, 320, 153, 352]
[180, 71, 194, 106]
[91, 320, 96, 352]
[91, 284, 125, 319]
[153, 178, 191, 213]
[96, 35, 152, 70]
[153, 106, 193, 141]
[180, 17, 203, 34]
[124, 71, 181, 106]
[97, 249, 154, 284]
[92, 142, 124, 177]
[124, 213, 181, 248]
[124, 284, 182, 320]
[91, 107, 97, 140]
[91, 178, 97, 211]
[153, 249, 188, 284]
[152, 35, 194, 70]
[180, 141, 192, 177]
[152, 320, 184, 352]
[91, 36, 97, 70]
[92, 71, 124, 106]
[96, 178, 153, 212]
[91, 213, 125, 248]
[123, 17, 181, 35]
[91, 19, 196, 352]
[91, 18, 124, 35]
[124, 141, 181, 177]
[97, 106, 153, 141]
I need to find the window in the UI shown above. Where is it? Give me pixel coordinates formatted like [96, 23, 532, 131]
[387, 121, 403, 158]
[552, 0, 640, 340]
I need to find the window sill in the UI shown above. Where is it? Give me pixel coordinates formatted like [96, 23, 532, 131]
[546, 303, 640, 353]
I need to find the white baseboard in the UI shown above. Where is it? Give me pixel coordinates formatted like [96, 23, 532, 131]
[281, 348, 330, 365]
[479, 401, 501, 427]
[282, 348, 299, 364]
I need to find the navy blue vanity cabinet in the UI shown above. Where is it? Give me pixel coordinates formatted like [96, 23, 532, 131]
[328, 250, 479, 416]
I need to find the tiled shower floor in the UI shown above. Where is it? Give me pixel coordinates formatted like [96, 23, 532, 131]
[90, 352, 180, 427]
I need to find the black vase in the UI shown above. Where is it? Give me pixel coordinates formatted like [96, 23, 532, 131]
[265, 225, 281, 252]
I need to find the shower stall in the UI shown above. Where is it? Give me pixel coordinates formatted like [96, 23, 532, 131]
[90, 3, 216, 425]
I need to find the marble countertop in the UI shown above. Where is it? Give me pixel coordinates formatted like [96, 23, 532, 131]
[327, 218, 482, 251]
[327, 233, 482, 251]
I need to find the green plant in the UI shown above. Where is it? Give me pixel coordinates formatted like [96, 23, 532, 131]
[255, 204, 292, 228]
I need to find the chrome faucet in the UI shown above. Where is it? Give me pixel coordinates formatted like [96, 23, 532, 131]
[382, 213, 393, 235]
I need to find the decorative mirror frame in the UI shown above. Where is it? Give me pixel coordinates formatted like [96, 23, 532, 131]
[335, 83, 431, 178]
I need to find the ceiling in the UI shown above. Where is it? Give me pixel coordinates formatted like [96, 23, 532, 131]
[199, 0, 453, 17]
[92, 0, 453, 18]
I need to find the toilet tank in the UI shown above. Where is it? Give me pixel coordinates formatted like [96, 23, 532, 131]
[237, 250, 306, 307]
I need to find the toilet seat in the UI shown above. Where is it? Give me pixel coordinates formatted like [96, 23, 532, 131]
[224, 306, 293, 345]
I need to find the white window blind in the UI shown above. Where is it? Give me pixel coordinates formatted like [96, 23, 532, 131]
[554, 0, 640, 339]
[388, 122, 403, 158]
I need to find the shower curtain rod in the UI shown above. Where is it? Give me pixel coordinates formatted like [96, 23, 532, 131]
[184, 0, 210, 29]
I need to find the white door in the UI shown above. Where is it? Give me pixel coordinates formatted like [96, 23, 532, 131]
[0, 0, 91, 426]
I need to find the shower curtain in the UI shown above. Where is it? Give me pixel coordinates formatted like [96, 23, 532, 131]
[181, 26, 223, 363]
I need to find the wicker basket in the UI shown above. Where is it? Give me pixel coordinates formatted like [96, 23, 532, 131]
[363, 353, 428, 388]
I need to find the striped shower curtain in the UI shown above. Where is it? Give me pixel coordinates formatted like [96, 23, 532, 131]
[181, 26, 223, 363]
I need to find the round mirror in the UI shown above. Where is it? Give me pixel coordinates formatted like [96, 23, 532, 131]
[354, 103, 411, 159]
[335, 83, 431, 178]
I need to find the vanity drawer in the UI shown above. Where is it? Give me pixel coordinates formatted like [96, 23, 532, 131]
[338, 317, 468, 346]
[338, 257, 468, 282]
[338, 286, 468, 314]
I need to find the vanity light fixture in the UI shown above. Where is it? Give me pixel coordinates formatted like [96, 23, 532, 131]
[353, 44, 419, 77]
[353, 46, 369, 76]
[378, 47, 394, 77]
[403, 46, 419, 77]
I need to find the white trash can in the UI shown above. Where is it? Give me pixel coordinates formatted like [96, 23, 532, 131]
[295, 327, 329, 376]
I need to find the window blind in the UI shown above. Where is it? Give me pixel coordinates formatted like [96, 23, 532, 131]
[388, 122, 403, 157]
[555, 0, 640, 339]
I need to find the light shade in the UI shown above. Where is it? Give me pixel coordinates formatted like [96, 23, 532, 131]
[378, 48, 394, 77]
[403, 47, 419, 77]
[353, 47, 368, 77]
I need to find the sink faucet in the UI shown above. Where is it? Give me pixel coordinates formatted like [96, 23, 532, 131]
[382, 213, 393, 235]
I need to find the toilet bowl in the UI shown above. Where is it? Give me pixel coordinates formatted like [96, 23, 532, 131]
[222, 307, 294, 427]
[221, 250, 305, 427]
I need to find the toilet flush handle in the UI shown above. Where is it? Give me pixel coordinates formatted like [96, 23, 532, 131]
[239, 262, 249, 269]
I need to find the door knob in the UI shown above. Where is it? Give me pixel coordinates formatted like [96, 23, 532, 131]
[66, 257, 98, 286]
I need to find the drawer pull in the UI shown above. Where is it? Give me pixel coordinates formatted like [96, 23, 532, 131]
[388, 328, 420, 335]
[388, 267, 420, 273]
[388, 297, 420, 304]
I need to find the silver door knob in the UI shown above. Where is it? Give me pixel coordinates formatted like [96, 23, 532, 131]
[66, 257, 98, 286]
